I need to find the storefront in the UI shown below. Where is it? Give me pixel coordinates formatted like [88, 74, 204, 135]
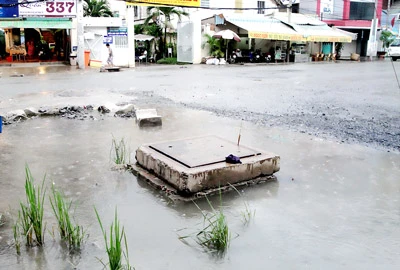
[202, 13, 353, 63]
[0, 0, 76, 62]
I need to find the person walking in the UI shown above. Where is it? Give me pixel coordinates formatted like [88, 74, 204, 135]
[106, 43, 113, 66]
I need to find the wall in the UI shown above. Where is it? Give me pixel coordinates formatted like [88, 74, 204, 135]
[82, 17, 130, 67]
[342, 41, 357, 57]
[299, 0, 317, 15]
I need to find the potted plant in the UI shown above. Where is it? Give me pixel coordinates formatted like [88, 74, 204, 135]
[335, 42, 343, 59]
[203, 34, 225, 59]
[379, 30, 396, 58]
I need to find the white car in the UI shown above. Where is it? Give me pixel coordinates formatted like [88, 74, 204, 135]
[388, 39, 400, 61]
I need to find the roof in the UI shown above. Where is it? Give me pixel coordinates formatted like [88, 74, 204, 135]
[273, 12, 325, 26]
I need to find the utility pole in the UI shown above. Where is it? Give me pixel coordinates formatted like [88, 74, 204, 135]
[367, 0, 379, 59]
[387, 0, 391, 29]
[286, 0, 293, 62]
[127, 4, 135, 67]
[287, 0, 292, 24]
[77, 0, 84, 69]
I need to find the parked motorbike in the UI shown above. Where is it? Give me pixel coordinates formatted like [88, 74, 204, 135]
[265, 53, 272, 63]
[250, 49, 262, 63]
[228, 51, 238, 64]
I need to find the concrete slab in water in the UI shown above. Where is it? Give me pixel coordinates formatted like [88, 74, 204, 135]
[149, 136, 261, 168]
[135, 109, 162, 127]
[135, 135, 280, 196]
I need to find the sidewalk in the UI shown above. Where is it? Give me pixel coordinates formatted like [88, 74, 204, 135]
[0, 60, 67, 68]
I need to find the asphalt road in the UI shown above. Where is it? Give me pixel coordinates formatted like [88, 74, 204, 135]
[1, 60, 399, 151]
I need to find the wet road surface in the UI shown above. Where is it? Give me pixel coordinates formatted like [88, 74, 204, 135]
[0, 61, 400, 269]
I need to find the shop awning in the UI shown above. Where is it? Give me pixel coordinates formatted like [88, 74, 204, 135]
[295, 25, 352, 43]
[224, 15, 304, 41]
[332, 27, 358, 41]
[135, 34, 155, 41]
[273, 13, 353, 43]
[0, 19, 73, 29]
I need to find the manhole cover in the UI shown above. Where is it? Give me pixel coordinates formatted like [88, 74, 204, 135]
[149, 136, 261, 168]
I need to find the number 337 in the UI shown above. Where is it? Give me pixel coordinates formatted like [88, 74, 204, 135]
[46, 2, 75, 13]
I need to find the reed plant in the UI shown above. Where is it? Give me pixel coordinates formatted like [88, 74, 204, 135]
[13, 221, 21, 255]
[20, 165, 46, 246]
[228, 184, 255, 225]
[50, 185, 85, 250]
[18, 204, 33, 246]
[95, 207, 133, 270]
[193, 195, 230, 253]
[111, 137, 129, 165]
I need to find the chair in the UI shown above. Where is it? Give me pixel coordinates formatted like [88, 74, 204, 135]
[149, 53, 157, 63]
[138, 51, 148, 65]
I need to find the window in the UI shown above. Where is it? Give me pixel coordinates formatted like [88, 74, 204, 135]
[349, 1, 374, 20]
[115, 36, 128, 49]
[134, 6, 138, 17]
[257, 1, 265, 14]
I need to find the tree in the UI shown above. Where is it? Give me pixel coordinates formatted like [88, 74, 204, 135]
[144, 6, 189, 57]
[380, 30, 396, 51]
[83, 0, 113, 17]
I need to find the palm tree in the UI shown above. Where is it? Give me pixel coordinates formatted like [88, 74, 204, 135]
[83, 0, 113, 17]
[144, 6, 189, 57]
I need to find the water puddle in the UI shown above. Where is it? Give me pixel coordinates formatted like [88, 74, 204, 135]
[1, 107, 399, 269]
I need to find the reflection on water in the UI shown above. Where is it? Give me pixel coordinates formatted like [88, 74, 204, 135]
[0, 107, 400, 269]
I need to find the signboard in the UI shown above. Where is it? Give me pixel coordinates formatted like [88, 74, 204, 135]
[0, 18, 73, 28]
[107, 27, 127, 36]
[0, 0, 19, 18]
[103, 35, 113, 44]
[19, 0, 77, 18]
[280, 0, 300, 5]
[321, 0, 334, 14]
[127, 0, 200, 7]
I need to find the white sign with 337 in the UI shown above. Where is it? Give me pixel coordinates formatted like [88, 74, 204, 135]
[19, 0, 77, 18]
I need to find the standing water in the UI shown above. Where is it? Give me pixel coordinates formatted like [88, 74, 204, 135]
[0, 107, 399, 270]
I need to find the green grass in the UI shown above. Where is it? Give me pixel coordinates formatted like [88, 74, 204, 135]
[95, 207, 133, 270]
[156, 57, 177, 64]
[50, 185, 85, 250]
[193, 195, 230, 253]
[20, 165, 46, 246]
[111, 137, 129, 165]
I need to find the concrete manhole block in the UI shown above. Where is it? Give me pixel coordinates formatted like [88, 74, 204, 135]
[133, 135, 280, 199]
[135, 109, 162, 127]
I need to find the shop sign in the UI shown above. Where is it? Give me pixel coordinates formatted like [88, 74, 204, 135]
[107, 27, 127, 36]
[249, 31, 303, 41]
[127, 0, 200, 7]
[0, 0, 19, 18]
[19, 0, 77, 18]
[321, 0, 334, 14]
[307, 35, 352, 43]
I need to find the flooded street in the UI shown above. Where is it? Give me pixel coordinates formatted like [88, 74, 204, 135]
[1, 61, 400, 269]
